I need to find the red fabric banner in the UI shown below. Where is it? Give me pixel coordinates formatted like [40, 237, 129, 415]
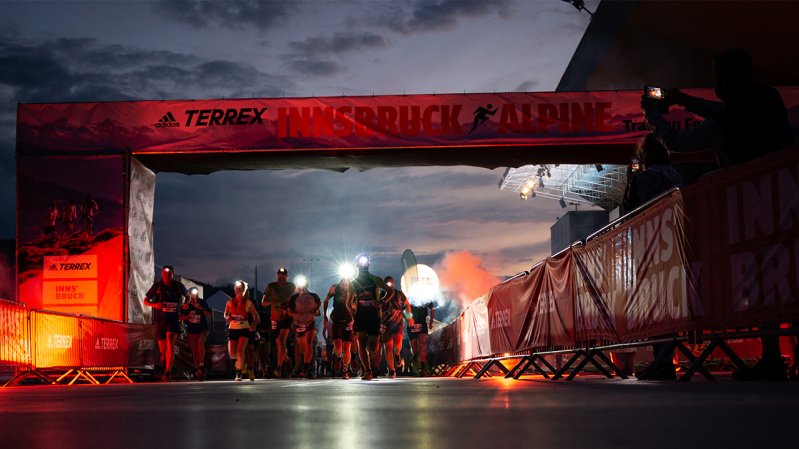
[18, 89, 798, 161]
[573, 242, 620, 343]
[487, 271, 538, 354]
[536, 252, 576, 347]
[685, 144, 799, 328]
[80, 317, 129, 368]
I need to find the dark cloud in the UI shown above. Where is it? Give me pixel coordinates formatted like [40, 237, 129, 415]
[157, 0, 298, 31]
[514, 80, 539, 92]
[371, 0, 514, 34]
[289, 31, 387, 56]
[283, 31, 387, 77]
[0, 35, 292, 103]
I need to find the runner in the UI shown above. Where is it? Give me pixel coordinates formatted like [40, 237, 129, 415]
[287, 277, 321, 378]
[348, 254, 393, 381]
[323, 276, 355, 379]
[408, 301, 435, 376]
[262, 267, 296, 377]
[376, 276, 412, 378]
[225, 280, 259, 381]
[143, 265, 188, 381]
[179, 287, 212, 380]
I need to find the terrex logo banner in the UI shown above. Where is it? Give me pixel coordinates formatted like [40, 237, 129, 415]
[155, 107, 267, 128]
[16, 88, 799, 156]
[43, 255, 98, 279]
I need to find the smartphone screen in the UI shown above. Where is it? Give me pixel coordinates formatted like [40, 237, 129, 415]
[646, 86, 663, 100]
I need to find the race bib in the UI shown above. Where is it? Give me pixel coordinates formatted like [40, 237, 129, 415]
[411, 324, 423, 333]
[162, 302, 178, 313]
[295, 324, 308, 333]
[189, 314, 201, 324]
[271, 320, 278, 330]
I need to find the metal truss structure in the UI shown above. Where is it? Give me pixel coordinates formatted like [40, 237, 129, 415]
[498, 164, 628, 210]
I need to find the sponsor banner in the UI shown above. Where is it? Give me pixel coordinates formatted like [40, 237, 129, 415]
[470, 295, 491, 358]
[621, 191, 696, 339]
[43, 281, 98, 306]
[18, 89, 799, 162]
[127, 323, 157, 368]
[17, 155, 125, 321]
[43, 255, 98, 279]
[0, 300, 31, 367]
[685, 144, 799, 328]
[127, 157, 156, 324]
[534, 252, 576, 347]
[487, 269, 538, 353]
[573, 242, 620, 343]
[81, 317, 129, 368]
[32, 310, 81, 369]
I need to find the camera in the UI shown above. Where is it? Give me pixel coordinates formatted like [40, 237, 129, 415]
[630, 157, 641, 173]
[645, 86, 665, 100]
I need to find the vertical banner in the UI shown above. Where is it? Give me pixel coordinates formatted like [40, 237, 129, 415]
[127, 157, 156, 324]
[458, 306, 476, 361]
[18, 155, 125, 320]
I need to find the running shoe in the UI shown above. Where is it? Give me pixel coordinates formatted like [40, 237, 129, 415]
[361, 370, 373, 381]
[248, 370, 255, 381]
[342, 366, 351, 380]
[235, 370, 242, 381]
[389, 370, 397, 379]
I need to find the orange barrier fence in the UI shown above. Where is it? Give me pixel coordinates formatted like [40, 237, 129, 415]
[1, 300, 155, 386]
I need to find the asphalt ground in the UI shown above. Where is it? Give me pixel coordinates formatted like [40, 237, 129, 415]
[1, 374, 797, 449]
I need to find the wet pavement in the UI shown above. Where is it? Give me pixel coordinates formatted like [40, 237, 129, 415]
[1, 375, 796, 449]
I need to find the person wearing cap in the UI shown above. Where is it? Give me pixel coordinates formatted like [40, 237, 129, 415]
[323, 276, 355, 379]
[180, 287, 212, 381]
[347, 254, 393, 381]
[262, 267, 296, 378]
[376, 276, 412, 378]
[225, 280, 260, 381]
[287, 278, 321, 378]
[143, 265, 188, 381]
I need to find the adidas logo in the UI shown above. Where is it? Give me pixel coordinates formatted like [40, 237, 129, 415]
[48, 264, 58, 271]
[155, 112, 180, 128]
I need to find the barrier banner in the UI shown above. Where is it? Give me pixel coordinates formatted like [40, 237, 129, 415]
[625, 191, 696, 339]
[573, 242, 620, 343]
[127, 157, 156, 324]
[487, 270, 538, 353]
[536, 252, 576, 347]
[17, 155, 125, 320]
[0, 300, 31, 367]
[18, 89, 799, 169]
[470, 295, 492, 358]
[80, 317, 129, 368]
[684, 144, 799, 328]
[127, 324, 157, 368]
[32, 310, 81, 368]
[427, 321, 459, 367]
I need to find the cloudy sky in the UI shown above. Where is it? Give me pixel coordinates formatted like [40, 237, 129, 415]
[0, 0, 598, 303]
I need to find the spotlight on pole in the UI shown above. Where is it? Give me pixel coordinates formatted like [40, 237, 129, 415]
[595, 164, 604, 172]
[559, 197, 567, 209]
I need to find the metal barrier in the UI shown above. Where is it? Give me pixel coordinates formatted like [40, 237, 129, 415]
[2, 301, 136, 386]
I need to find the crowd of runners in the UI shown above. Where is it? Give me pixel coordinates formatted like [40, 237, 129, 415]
[142, 254, 435, 381]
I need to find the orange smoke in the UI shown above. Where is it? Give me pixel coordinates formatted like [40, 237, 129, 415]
[435, 251, 500, 306]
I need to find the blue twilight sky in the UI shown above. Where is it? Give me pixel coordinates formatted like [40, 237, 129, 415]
[0, 0, 598, 300]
